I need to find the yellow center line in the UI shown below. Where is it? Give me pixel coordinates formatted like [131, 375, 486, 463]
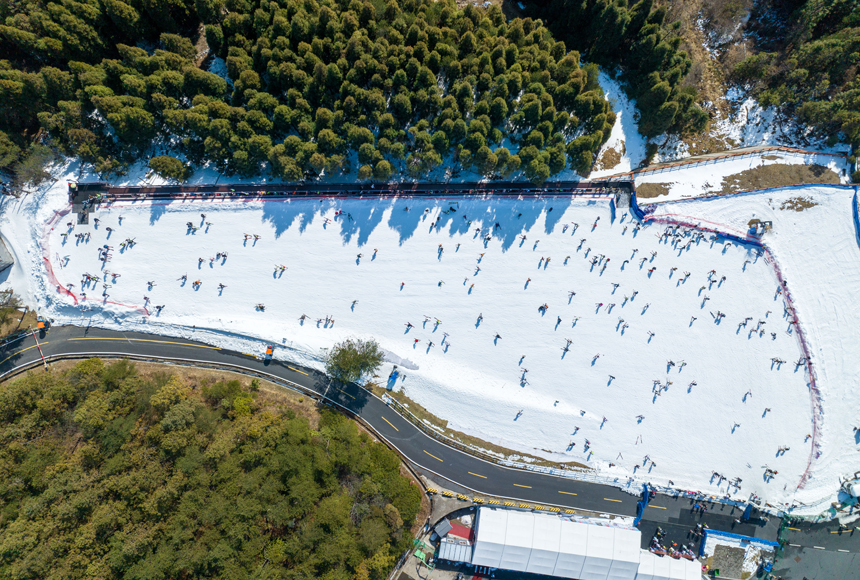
[423, 450, 443, 462]
[468, 472, 487, 479]
[381, 416, 398, 431]
[558, 491, 577, 496]
[513, 484, 532, 489]
[0, 343, 48, 365]
[287, 365, 308, 375]
[67, 337, 220, 350]
[338, 389, 355, 399]
[787, 527, 801, 531]
[604, 498, 623, 503]
[648, 505, 667, 509]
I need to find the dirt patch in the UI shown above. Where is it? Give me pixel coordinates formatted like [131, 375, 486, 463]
[193, 23, 210, 67]
[366, 382, 589, 471]
[0, 308, 37, 340]
[636, 182, 673, 199]
[761, 155, 783, 161]
[779, 196, 818, 212]
[719, 163, 839, 194]
[595, 143, 624, 171]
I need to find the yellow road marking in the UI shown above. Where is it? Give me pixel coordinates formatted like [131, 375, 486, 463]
[0, 343, 48, 365]
[468, 472, 487, 479]
[67, 337, 220, 349]
[787, 527, 801, 531]
[604, 498, 623, 503]
[338, 389, 354, 399]
[381, 416, 398, 431]
[287, 365, 308, 375]
[423, 450, 443, 462]
[558, 491, 577, 496]
[648, 505, 667, 509]
[514, 484, 532, 489]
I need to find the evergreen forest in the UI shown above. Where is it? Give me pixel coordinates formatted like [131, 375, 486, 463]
[0, 0, 617, 184]
[0, 359, 422, 580]
[539, 0, 859, 161]
[733, 0, 860, 156]
[537, 0, 709, 139]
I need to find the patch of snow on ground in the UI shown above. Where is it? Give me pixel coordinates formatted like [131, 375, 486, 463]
[207, 56, 233, 87]
[12, 180, 860, 515]
[589, 72, 648, 179]
[709, 88, 851, 156]
[635, 150, 850, 204]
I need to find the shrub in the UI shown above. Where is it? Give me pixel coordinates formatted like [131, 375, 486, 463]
[325, 337, 384, 383]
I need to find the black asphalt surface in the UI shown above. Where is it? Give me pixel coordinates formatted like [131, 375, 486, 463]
[0, 324, 791, 551]
[0, 325, 637, 515]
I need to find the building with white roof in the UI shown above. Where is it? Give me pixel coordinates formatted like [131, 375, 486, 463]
[469, 507, 701, 580]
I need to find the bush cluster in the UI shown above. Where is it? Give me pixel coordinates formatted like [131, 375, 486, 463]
[0, 359, 422, 579]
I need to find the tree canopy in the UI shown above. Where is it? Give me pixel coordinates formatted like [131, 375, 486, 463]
[325, 337, 385, 383]
[0, 359, 422, 579]
[732, 0, 860, 163]
[0, 0, 618, 183]
[538, 0, 709, 139]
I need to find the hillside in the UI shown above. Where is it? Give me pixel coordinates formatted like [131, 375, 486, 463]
[0, 359, 422, 580]
[0, 0, 618, 185]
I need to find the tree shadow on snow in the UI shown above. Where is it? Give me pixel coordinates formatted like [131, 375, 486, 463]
[149, 201, 168, 225]
[339, 201, 387, 247]
[260, 199, 316, 238]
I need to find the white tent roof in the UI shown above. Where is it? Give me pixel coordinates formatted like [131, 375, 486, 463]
[636, 552, 701, 580]
[636, 551, 655, 580]
[472, 508, 643, 580]
[499, 511, 535, 571]
[471, 508, 508, 568]
[608, 528, 642, 580]
[555, 517, 589, 579]
[581, 525, 616, 580]
[526, 511, 562, 575]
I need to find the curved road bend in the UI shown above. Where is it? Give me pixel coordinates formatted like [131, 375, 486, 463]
[1, 325, 639, 514]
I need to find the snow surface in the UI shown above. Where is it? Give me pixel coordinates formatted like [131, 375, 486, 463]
[589, 73, 648, 179]
[634, 150, 850, 204]
[9, 170, 860, 515]
[649, 185, 860, 515]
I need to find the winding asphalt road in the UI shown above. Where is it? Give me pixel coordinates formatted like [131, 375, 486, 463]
[1, 325, 641, 513]
[0, 324, 789, 553]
